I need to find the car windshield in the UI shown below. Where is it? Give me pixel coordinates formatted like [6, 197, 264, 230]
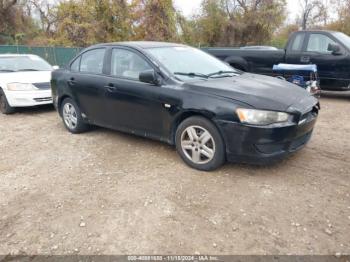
[333, 32, 350, 50]
[0, 55, 52, 72]
[146, 46, 239, 80]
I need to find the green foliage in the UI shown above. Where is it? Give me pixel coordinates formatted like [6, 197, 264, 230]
[2, 0, 350, 48]
[0, 0, 39, 44]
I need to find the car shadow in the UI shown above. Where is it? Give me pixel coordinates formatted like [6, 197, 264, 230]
[320, 90, 350, 100]
[13, 104, 55, 115]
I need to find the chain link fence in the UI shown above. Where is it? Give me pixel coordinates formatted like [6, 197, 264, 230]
[0, 45, 82, 67]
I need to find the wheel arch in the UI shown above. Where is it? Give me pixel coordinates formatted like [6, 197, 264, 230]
[170, 110, 222, 145]
[58, 95, 72, 116]
[224, 56, 249, 71]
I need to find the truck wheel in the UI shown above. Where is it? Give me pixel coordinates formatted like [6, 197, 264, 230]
[0, 89, 15, 114]
[175, 116, 226, 171]
[60, 98, 89, 133]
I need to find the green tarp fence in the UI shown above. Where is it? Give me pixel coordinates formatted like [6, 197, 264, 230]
[0, 45, 83, 67]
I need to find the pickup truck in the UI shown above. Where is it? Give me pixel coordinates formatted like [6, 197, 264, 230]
[203, 30, 350, 91]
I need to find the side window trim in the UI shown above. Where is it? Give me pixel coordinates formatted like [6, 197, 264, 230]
[70, 56, 81, 72]
[108, 47, 155, 82]
[78, 47, 107, 76]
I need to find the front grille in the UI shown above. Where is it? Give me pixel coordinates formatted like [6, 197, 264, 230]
[33, 82, 51, 90]
[34, 97, 52, 102]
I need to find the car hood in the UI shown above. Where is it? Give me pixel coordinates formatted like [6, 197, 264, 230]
[183, 73, 318, 113]
[0, 71, 51, 86]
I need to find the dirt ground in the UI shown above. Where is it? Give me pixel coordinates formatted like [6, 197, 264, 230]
[0, 92, 349, 256]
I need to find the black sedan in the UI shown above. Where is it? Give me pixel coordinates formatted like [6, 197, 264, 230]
[51, 42, 320, 171]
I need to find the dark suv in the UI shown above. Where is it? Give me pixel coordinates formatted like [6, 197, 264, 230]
[51, 42, 319, 171]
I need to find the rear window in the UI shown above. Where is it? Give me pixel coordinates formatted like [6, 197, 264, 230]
[291, 33, 305, 51]
[80, 48, 105, 74]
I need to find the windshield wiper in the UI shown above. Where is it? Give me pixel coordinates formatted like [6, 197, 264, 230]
[174, 72, 209, 79]
[17, 69, 39, 71]
[0, 69, 15, 72]
[207, 70, 238, 78]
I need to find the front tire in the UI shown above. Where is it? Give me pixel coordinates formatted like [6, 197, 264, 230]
[60, 98, 89, 133]
[175, 116, 225, 171]
[0, 89, 15, 114]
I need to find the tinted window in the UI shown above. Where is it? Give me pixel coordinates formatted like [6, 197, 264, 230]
[70, 56, 80, 72]
[80, 49, 105, 74]
[291, 33, 305, 51]
[111, 49, 152, 80]
[307, 34, 336, 53]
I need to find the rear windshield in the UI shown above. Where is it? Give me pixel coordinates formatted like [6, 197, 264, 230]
[0, 55, 52, 72]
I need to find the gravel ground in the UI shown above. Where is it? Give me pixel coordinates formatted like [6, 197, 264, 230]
[0, 92, 349, 255]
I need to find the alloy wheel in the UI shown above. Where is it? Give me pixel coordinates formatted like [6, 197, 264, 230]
[63, 103, 78, 130]
[180, 125, 216, 164]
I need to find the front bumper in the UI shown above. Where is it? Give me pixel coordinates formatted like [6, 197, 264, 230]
[5, 89, 52, 107]
[215, 112, 317, 165]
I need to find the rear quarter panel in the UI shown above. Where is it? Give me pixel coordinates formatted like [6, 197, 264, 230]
[51, 68, 70, 111]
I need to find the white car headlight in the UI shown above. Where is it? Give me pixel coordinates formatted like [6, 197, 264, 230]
[236, 108, 290, 125]
[7, 83, 38, 91]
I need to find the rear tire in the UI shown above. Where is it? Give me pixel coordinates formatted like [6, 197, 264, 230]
[0, 89, 15, 114]
[175, 116, 226, 171]
[60, 98, 89, 133]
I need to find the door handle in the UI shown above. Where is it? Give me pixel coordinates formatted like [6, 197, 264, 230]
[67, 77, 76, 86]
[300, 56, 310, 63]
[104, 83, 117, 92]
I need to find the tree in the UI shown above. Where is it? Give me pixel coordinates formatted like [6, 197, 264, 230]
[195, 0, 228, 46]
[0, 0, 37, 44]
[52, 0, 132, 46]
[326, 0, 350, 35]
[299, 0, 328, 30]
[194, 0, 286, 47]
[132, 0, 178, 41]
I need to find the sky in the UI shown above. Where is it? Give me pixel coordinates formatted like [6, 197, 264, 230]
[174, 0, 301, 22]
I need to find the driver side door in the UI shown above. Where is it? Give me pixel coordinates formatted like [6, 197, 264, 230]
[302, 33, 349, 89]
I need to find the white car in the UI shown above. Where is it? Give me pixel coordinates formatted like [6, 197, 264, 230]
[0, 54, 57, 114]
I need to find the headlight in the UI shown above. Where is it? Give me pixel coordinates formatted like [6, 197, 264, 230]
[7, 83, 38, 91]
[236, 108, 290, 125]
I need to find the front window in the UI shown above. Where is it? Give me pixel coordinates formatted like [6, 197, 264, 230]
[111, 48, 152, 80]
[146, 46, 238, 81]
[0, 55, 52, 72]
[307, 34, 336, 53]
[333, 32, 350, 50]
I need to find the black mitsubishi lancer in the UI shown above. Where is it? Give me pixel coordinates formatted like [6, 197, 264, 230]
[51, 42, 320, 171]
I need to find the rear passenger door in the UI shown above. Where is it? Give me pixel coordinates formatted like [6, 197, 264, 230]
[68, 48, 110, 125]
[303, 33, 349, 89]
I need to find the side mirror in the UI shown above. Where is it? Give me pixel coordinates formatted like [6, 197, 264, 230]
[52, 65, 59, 70]
[139, 69, 160, 85]
[327, 43, 342, 55]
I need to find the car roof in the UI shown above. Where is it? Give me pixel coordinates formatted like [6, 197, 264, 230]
[91, 41, 186, 49]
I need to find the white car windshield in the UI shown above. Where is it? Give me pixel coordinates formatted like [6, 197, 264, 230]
[0, 55, 52, 72]
[146, 46, 239, 80]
